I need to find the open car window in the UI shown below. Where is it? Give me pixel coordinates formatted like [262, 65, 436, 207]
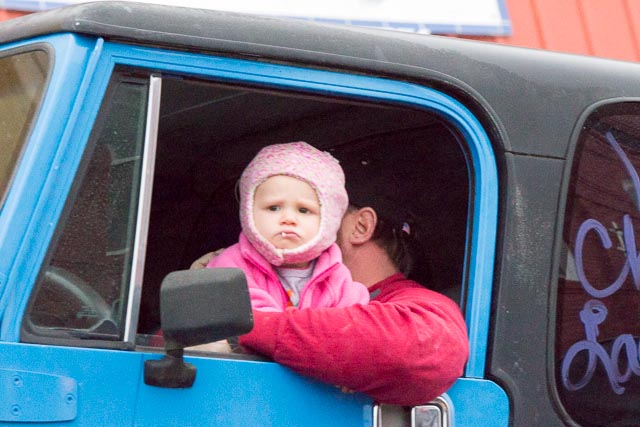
[22, 67, 471, 350]
[143, 75, 470, 338]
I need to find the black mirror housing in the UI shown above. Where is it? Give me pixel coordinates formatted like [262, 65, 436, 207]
[144, 268, 253, 388]
[160, 268, 253, 349]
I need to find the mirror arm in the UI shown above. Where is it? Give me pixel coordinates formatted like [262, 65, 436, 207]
[144, 347, 196, 388]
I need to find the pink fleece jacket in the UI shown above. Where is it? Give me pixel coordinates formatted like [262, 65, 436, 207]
[207, 233, 369, 311]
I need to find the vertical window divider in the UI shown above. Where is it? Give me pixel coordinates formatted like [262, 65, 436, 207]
[124, 74, 161, 344]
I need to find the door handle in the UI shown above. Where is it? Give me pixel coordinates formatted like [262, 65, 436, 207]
[374, 396, 451, 427]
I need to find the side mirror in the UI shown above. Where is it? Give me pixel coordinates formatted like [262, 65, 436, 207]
[144, 268, 253, 388]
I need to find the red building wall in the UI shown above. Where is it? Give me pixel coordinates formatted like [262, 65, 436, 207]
[0, 9, 26, 20]
[2, 2, 640, 62]
[479, 0, 640, 62]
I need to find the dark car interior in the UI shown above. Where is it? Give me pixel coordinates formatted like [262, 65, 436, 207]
[22, 68, 471, 343]
[139, 75, 471, 334]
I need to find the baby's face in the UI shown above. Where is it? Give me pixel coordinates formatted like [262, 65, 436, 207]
[253, 175, 320, 250]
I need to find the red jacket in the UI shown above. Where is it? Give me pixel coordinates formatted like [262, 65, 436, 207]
[239, 273, 469, 405]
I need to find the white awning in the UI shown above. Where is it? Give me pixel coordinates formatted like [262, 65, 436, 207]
[1, 0, 511, 35]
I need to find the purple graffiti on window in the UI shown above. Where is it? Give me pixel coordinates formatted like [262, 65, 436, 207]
[562, 132, 640, 395]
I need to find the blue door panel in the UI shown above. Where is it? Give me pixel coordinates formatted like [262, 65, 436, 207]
[0, 342, 141, 425]
[1, 342, 372, 426]
[446, 378, 509, 426]
[136, 355, 372, 426]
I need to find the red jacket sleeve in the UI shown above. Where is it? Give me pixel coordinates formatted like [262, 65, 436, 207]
[238, 276, 469, 405]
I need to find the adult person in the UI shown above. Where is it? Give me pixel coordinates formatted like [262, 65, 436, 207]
[192, 153, 469, 405]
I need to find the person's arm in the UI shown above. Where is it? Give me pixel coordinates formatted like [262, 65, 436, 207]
[239, 286, 469, 405]
[190, 250, 221, 269]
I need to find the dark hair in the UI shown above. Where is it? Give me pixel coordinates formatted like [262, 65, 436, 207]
[349, 205, 419, 277]
[371, 214, 414, 276]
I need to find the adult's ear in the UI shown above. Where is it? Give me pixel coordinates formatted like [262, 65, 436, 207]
[351, 207, 377, 245]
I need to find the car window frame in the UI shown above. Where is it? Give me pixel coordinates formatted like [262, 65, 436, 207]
[11, 38, 497, 378]
[104, 41, 498, 376]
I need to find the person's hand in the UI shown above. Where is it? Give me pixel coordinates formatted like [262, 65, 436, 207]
[186, 340, 233, 354]
[190, 249, 225, 269]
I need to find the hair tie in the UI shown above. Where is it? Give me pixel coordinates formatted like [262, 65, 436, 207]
[402, 222, 411, 236]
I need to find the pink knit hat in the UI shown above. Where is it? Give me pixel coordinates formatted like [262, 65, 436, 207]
[239, 142, 348, 266]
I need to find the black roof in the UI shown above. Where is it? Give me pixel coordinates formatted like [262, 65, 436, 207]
[3, 1, 640, 157]
[0, 1, 430, 61]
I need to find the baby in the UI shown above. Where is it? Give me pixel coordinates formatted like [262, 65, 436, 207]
[207, 141, 369, 311]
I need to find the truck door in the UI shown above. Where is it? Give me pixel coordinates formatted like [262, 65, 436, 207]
[2, 35, 507, 425]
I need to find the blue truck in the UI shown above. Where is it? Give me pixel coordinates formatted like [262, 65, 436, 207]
[1, 2, 640, 426]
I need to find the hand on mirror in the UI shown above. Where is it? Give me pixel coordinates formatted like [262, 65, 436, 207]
[190, 248, 225, 270]
[186, 340, 233, 354]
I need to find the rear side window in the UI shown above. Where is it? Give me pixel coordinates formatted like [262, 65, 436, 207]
[557, 103, 640, 426]
[0, 49, 49, 207]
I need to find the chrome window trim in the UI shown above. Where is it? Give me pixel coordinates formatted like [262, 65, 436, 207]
[123, 74, 161, 344]
[373, 397, 451, 427]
